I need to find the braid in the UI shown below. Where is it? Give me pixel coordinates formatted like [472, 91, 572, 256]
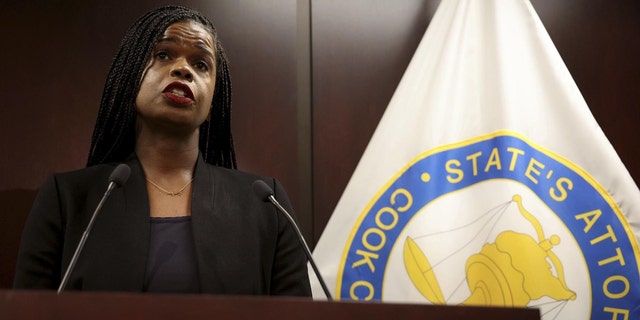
[206, 49, 236, 168]
[87, 6, 237, 169]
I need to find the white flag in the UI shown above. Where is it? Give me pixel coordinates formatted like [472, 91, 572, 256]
[311, 1, 640, 319]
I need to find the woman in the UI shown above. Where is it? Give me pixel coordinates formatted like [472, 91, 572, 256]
[13, 6, 311, 296]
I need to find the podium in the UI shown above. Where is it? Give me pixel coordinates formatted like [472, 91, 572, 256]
[0, 290, 539, 319]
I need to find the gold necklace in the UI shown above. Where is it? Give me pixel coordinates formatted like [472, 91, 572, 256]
[145, 177, 193, 196]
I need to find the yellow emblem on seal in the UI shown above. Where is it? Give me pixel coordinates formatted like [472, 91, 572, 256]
[403, 195, 576, 307]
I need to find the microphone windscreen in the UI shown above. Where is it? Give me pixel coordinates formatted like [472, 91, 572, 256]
[109, 164, 131, 187]
[252, 180, 274, 201]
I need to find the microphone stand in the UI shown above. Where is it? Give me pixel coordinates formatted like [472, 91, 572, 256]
[265, 194, 333, 301]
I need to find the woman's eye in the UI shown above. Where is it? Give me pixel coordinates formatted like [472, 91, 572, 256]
[156, 51, 169, 60]
[195, 61, 209, 71]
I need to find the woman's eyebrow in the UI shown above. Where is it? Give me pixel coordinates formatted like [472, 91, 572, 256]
[195, 43, 215, 60]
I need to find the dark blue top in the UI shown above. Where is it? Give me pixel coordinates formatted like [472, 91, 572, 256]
[143, 216, 200, 293]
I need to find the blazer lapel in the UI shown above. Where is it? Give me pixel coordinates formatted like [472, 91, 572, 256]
[84, 156, 150, 291]
[190, 155, 228, 293]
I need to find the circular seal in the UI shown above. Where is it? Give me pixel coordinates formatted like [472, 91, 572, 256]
[337, 132, 640, 320]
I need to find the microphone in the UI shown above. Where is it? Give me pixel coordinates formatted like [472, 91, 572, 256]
[57, 164, 131, 293]
[252, 180, 333, 300]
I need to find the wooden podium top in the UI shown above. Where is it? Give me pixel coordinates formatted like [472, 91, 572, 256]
[0, 290, 539, 320]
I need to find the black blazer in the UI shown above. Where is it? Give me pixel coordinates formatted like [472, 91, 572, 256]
[13, 154, 311, 296]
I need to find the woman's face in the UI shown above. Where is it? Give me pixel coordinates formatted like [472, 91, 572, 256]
[135, 20, 217, 133]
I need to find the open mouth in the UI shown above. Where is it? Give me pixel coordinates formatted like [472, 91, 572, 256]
[162, 82, 195, 104]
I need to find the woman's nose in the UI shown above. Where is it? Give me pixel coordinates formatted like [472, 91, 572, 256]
[170, 60, 193, 81]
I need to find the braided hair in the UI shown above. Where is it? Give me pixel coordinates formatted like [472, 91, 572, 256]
[87, 6, 236, 169]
